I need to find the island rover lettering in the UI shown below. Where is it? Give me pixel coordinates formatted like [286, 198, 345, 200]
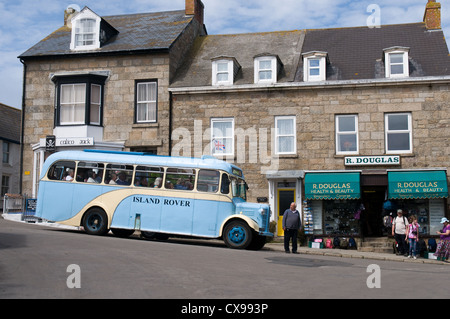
[133, 196, 191, 207]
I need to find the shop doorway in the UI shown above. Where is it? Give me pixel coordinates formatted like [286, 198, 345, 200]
[277, 189, 296, 236]
[361, 186, 386, 237]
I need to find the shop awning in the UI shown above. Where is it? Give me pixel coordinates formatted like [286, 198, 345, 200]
[388, 170, 449, 199]
[305, 172, 361, 200]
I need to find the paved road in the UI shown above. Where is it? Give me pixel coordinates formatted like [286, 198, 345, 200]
[1, 218, 448, 300]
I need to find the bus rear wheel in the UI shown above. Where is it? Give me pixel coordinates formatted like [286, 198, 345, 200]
[83, 208, 109, 236]
[223, 220, 252, 249]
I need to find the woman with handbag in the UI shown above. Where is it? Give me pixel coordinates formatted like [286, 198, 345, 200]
[406, 215, 420, 259]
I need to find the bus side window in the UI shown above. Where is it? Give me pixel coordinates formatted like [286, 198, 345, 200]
[135, 166, 164, 188]
[105, 164, 133, 186]
[166, 168, 195, 191]
[221, 173, 230, 194]
[197, 170, 220, 193]
[76, 162, 104, 183]
[47, 161, 76, 181]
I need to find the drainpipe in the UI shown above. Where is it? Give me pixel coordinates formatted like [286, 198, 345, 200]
[19, 59, 27, 195]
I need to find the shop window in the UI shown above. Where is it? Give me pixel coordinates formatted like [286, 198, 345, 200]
[275, 116, 296, 155]
[135, 80, 158, 123]
[385, 113, 412, 154]
[211, 118, 234, 156]
[336, 115, 359, 155]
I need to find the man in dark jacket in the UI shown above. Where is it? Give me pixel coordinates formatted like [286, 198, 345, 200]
[282, 202, 301, 253]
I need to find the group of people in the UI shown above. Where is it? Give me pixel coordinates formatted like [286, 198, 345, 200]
[392, 209, 450, 261]
[282, 203, 450, 262]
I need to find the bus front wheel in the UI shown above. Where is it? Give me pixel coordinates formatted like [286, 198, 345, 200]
[223, 221, 252, 249]
[82, 208, 109, 236]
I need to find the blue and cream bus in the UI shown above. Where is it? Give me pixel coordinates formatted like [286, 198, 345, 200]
[36, 150, 272, 250]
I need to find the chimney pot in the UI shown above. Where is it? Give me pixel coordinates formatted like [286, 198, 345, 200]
[423, 0, 441, 30]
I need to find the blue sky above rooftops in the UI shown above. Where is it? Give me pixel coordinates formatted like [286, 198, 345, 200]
[0, 0, 448, 109]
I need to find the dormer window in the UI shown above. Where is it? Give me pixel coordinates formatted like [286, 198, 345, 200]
[384, 47, 410, 78]
[302, 51, 327, 82]
[254, 55, 280, 84]
[70, 7, 101, 50]
[212, 57, 240, 86]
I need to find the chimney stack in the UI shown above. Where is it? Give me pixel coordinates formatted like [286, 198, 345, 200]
[186, 0, 204, 26]
[64, 6, 79, 28]
[423, 0, 441, 30]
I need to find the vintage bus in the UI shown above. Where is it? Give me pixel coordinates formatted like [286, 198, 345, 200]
[36, 150, 272, 250]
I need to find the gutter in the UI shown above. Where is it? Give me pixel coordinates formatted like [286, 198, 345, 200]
[168, 75, 450, 95]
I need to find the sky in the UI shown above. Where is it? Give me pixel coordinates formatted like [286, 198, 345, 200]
[0, 0, 449, 109]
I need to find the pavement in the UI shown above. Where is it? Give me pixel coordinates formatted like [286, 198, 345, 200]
[3, 213, 448, 265]
[264, 241, 450, 265]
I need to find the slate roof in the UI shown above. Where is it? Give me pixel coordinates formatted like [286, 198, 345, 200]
[299, 23, 450, 81]
[171, 22, 450, 87]
[171, 30, 306, 87]
[0, 104, 21, 144]
[19, 10, 194, 58]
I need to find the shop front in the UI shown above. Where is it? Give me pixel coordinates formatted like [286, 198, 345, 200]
[304, 171, 362, 237]
[386, 170, 449, 236]
[302, 169, 449, 239]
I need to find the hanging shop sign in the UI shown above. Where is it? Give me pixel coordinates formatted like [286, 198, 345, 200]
[345, 155, 400, 166]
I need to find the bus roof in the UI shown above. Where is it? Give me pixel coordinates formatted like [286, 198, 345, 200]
[40, 150, 244, 179]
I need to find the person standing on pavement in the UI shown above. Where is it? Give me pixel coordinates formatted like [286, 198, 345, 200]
[392, 209, 409, 256]
[434, 217, 450, 262]
[282, 202, 301, 254]
[406, 215, 420, 259]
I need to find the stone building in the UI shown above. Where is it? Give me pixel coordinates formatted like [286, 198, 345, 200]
[0, 103, 21, 208]
[169, 0, 450, 237]
[19, 0, 206, 197]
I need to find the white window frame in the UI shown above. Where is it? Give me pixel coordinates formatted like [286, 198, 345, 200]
[335, 115, 359, 155]
[212, 60, 234, 86]
[70, 8, 101, 50]
[385, 113, 413, 154]
[136, 81, 158, 123]
[211, 118, 234, 156]
[303, 52, 327, 82]
[275, 116, 296, 155]
[384, 47, 409, 78]
[254, 56, 277, 84]
[60, 83, 86, 125]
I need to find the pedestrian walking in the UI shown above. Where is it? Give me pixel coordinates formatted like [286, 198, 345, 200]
[282, 202, 301, 254]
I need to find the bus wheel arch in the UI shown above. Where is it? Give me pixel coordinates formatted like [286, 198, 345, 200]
[82, 207, 109, 236]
